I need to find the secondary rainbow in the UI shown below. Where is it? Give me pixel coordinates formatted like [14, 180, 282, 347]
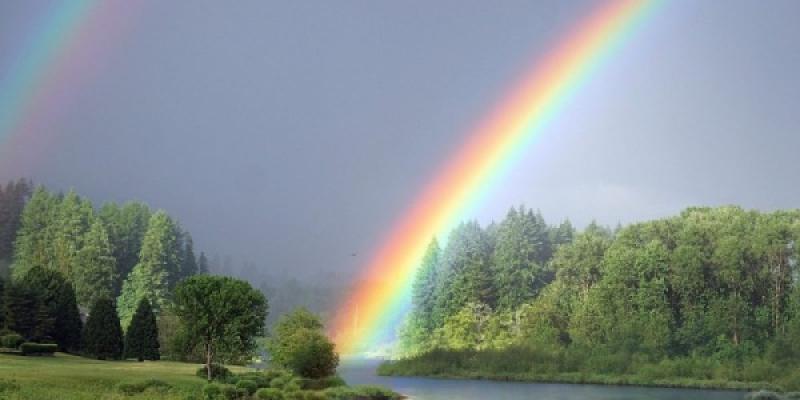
[0, 1, 135, 176]
[331, 0, 660, 355]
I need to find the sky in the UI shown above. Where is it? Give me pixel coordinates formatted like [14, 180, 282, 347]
[1, 0, 799, 280]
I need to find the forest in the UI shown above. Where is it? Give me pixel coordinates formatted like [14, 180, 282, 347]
[0, 179, 400, 400]
[383, 205, 800, 391]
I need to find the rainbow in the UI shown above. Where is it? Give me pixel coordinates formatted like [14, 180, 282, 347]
[0, 1, 136, 176]
[331, 0, 660, 356]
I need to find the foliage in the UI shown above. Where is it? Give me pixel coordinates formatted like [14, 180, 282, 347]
[235, 379, 258, 395]
[255, 387, 284, 400]
[83, 297, 124, 360]
[20, 342, 57, 356]
[196, 364, 232, 381]
[124, 298, 161, 361]
[18, 266, 83, 351]
[117, 211, 180, 328]
[266, 308, 339, 379]
[73, 220, 116, 307]
[174, 275, 268, 379]
[0, 332, 24, 349]
[396, 206, 800, 390]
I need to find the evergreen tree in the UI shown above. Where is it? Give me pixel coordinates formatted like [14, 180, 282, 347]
[83, 297, 123, 360]
[53, 190, 93, 279]
[2, 280, 39, 338]
[117, 211, 178, 327]
[197, 252, 209, 274]
[410, 238, 440, 334]
[12, 187, 60, 278]
[98, 202, 151, 296]
[0, 179, 32, 271]
[124, 298, 160, 361]
[433, 222, 495, 327]
[180, 233, 198, 280]
[73, 220, 116, 307]
[493, 206, 552, 310]
[20, 266, 82, 351]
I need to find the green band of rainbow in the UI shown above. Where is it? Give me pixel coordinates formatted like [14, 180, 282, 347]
[331, 0, 660, 356]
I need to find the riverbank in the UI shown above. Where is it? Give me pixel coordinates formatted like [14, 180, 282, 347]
[376, 349, 800, 393]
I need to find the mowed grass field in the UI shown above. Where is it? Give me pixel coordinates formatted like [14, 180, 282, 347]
[0, 353, 249, 400]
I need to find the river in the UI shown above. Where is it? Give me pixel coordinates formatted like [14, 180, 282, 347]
[338, 360, 747, 400]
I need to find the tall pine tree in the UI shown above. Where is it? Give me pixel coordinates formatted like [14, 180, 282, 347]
[20, 266, 82, 351]
[124, 298, 160, 361]
[74, 220, 116, 307]
[83, 297, 123, 360]
[117, 211, 178, 328]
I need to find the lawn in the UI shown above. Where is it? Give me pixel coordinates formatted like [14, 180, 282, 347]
[0, 353, 249, 399]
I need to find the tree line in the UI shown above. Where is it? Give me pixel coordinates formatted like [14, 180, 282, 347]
[401, 206, 800, 374]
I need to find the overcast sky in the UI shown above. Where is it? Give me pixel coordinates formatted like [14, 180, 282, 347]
[1, 0, 798, 278]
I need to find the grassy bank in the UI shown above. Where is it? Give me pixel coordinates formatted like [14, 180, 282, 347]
[0, 352, 248, 399]
[0, 353, 400, 400]
[377, 348, 800, 393]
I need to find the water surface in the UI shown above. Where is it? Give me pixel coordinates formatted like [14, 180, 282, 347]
[338, 360, 746, 400]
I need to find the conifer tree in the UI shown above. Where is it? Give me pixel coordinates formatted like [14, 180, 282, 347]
[197, 252, 209, 275]
[3, 280, 39, 338]
[0, 179, 32, 265]
[117, 211, 178, 327]
[98, 202, 151, 296]
[74, 220, 116, 307]
[53, 190, 93, 279]
[20, 266, 82, 350]
[83, 297, 123, 360]
[124, 298, 160, 361]
[180, 234, 198, 280]
[12, 187, 60, 278]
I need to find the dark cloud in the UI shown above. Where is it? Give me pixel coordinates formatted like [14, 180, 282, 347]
[1, 0, 798, 278]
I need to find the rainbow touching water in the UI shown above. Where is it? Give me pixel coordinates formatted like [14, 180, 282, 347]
[0, 1, 134, 176]
[331, 0, 660, 356]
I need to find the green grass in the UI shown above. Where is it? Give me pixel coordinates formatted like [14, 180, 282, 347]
[0, 352, 249, 400]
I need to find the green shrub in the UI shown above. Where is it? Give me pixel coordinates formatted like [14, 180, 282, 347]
[219, 384, 248, 400]
[744, 391, 781, 400]
[197, 363, 232, 380]
[202, 383, 222, 400]
[352, 385, 398, 400]
[117, 379, 171, 395]
[236, 372, 271, 388]
[255, 388, 284, 400]
[235, 379, 258, 395]
[300, 375, 347, 390]
[0, 333, 24, 349]
[19, 342, 57, 356]
[322, 385, 398, 400]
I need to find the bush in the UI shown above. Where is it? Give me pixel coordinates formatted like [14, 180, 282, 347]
[269, 375, 301, 391]
[197, 363, 232, 381]
[235, 372, 271, 388]
[744, 391, 782, 400]
[323, 386, 399, 400]
[255, 388, 284, 400]
[117, 379, 171, 395]
[235, 379, 258, 395]
[0, 333, 24, 349]
[352, 385, 399, 400]
[300, 375, 347, 390]
[202, 383, 222, 400]
[220, 384, 248, 400]
[19, 342, 57, 356]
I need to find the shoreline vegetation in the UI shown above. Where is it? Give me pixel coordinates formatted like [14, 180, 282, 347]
[394, 206, 800, 396]
[377, 359, 779, 392]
